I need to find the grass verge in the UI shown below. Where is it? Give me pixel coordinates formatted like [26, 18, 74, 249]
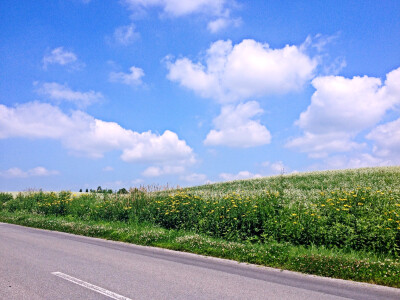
[1, 210, 399, 288]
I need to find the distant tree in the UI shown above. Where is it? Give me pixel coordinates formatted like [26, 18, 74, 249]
[85, 189, 89, 193]
[117, 188, 128, 194]
[79, 189, 82, 192]
[97, 186, 102, 193]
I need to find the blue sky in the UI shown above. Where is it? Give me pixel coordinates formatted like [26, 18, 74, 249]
[1, 0, 399, 191]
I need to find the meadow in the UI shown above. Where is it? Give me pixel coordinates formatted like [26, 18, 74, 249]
[1, 166, 400, 287]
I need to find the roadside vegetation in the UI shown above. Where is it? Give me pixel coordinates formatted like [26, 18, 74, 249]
[1, 166, 400, 287]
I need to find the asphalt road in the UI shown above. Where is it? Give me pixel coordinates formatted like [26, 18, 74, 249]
[1, 223, 399, 300]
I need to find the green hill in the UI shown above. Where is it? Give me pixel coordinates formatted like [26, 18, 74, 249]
[1, 166, 400, 286]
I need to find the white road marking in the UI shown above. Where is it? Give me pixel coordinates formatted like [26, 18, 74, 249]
[52, 272, 132, 300]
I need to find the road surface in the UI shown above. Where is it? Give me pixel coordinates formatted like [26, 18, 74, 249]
[1, 222, 399, 299]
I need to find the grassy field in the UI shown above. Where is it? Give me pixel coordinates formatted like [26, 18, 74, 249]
[1, 166, 400, 287]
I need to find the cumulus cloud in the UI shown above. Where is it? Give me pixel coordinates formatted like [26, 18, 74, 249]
[0, 102, 195, 166]
[219, 171, 262, 182]
[43, 47, 82, 69]
[109, 66, 144, 86]
[142, 165, 185, 177]
[204, 101, 271, 147]
[0, 167, 59, 179]
[167, 39, 317, 103]
[36, 82, 103, 108]
[287, 66, 400, 157]
[113, 24, 139, 45]
[367, 118, 400, 163]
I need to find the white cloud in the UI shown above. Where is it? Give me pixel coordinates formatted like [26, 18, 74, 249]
[36, 82, 103, 108]
[167, 39, 317, 103]
[311, 153, 392, 171]
[142, 165, 185, 177]
[270, 161, 287, 174]
[0, 167, 59, 179]
[301, 33, 346, 75]
[322, 56, 347, 76]
[121, 130, 195, 164]
[301, 33, 339, 53]
[262, 160, 290, 174]
[43, 47, 81, 69]
[109, 66, 144, 86]
[367, 118, 400, 163]
[204, 101, 271, 147]
[0, 102, 196, 166]
[297, 76, 392, 133]
[123, 0, 227, 17]
[287, 132, 365, 158]
[122, 1, 239, 32]
[113, 24, 139, 45]
[180, 173, 208, 183]
[219, 171, 262, 182]
[103, 166, 114, 172]
[287, 66, 400, 157]
[207, 17, 241, 33]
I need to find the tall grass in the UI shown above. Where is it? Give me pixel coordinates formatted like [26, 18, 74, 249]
[1, 166, 399, 257]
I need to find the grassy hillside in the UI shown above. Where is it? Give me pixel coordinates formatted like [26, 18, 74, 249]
[1, 166, 400, 286]
[180, 166, 400, 199]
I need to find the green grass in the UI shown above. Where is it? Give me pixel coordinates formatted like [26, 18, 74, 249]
[1, 166, 400, 287]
